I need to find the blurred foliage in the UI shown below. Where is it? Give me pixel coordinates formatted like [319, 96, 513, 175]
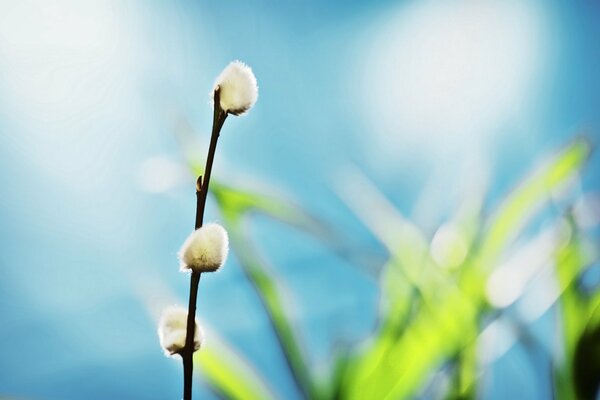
[175, 133, 598, 399]
[193, 333, 275, 400]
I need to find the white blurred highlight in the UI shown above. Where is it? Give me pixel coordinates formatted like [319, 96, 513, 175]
[0, 1, 133, 117]
[430, 224, 468, 270]
[413, 154, 490, 232]
[486, 221, 571, 308]
[0, 1, 142, 189]
[479, 219, 594, 364]
[516, 266, 561, 323]
[137, 156, 189, 193]
[478, 317, 518, 365]
[134, 274, 181, 323]
[574, 192, 600, 229]
[358, 1, 547, 154]
[334, 165, 425, 254]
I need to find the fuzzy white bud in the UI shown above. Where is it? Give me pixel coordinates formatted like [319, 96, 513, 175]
[213, 60, 258, 116]
[179, 223, 229, 272]
[157, 305, 203, 356]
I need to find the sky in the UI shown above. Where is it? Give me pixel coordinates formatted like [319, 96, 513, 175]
[0, 1, 599, 399]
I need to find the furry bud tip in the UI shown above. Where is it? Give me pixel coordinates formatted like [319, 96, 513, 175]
[157, 305, 203, 356]
[179, 223, 229, 272]
[213, 60, 258, 116]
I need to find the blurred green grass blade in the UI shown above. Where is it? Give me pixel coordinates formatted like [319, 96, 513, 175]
[194, 337, 276, 400]
[211, 181, 301, 223]
[210, 184, 318, 399]
[554, 217, 600, 400]
[212, 182, 383, 275]
[557, 242, 587, 349]
[334, 165, 457, 302]
[479, 138, 590, 266]
[176, 139, 319, 397]
[226, 225, 319, 400]
[387, 292, 478, 400]
[334, 165, 430, 268]
[573, 302, 600, 400]
[339, 265, 415, 399]
[456, 341, 477, 399]
[325, 350, 353, 400]
[345, 289, 477, 400]
[554, 237, 586, 400]
[210, 181, 330, 237]
[212, 181, 385, 399]
[337, 170, 482, 399]
[380, 262, 415, 328]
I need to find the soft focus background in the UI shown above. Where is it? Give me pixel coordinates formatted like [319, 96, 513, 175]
[1, 1, 600, 399]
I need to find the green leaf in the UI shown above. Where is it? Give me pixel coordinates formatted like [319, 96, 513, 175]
[208, 185, 317, 398]
[211, 182, 369, 260]
[344, 288, 478, 400]
[479, 138, 590, 267]
[554, 236, 587, 400]
[554, 217, 599, 400]
[194, 334, 276, 400]
[226, 224, 319, 400]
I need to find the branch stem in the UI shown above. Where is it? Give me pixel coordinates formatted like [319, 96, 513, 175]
[182, 271, 201, 400]
[182, 88, 227, 400]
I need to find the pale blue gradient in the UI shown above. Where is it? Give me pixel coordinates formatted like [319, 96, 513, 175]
[0, 1, 599, 399]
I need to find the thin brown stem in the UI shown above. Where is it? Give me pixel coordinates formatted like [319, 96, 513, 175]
[197, 88, 227, 226]
[182, 87, 228, 400]
[194, 176, 204, 230]
[183, 271, 201, 400]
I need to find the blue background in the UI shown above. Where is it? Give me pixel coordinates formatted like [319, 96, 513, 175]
[1, 1, 599, 399]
